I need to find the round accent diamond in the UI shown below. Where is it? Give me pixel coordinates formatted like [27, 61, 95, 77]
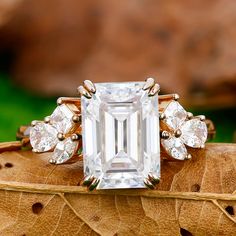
[50, 104, 74, 134]
[180, 119, 208, 148]
[163, 101, 187, 130]
[161, 137, 187, 160]
[51, 138, 79, 164]
[30, 123, 58, 152]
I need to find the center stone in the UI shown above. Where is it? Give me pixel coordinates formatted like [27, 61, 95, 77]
[81, 82, 160, 189]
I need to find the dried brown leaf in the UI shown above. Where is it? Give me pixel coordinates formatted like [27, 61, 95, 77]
[0, 143, 235, 235]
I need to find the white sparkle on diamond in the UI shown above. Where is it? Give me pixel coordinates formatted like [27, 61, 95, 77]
[163, 101, 187, 130]
[50, 104, 74, 134]
[30, 123, 58, 152]
[161, 101, 208, 160]
[81, 82, 160, 189]
[51, 138, 79, 164]
[161, 137, 187, 160]
[181, 119, 207, 148]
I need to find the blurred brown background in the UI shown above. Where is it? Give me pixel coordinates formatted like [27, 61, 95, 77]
[0, 0, 235, 141]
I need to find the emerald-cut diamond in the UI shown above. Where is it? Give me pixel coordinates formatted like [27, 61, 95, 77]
[81, 82, 160, 189]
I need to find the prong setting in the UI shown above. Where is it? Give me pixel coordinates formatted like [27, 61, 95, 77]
[83, 80, 96, 94]
[143, 77, 155, 90]
[161, 130, 170, 139]
[77, 85, 92, 99]
[173, 94, 179, 101]
[31, 120, 38, 127]
[148, 173, 160, 186]
[72, 114, 81, 123]
[196, 115, 206, 121]
[49, 158, 56, 164]
[187, 112, 193, 119]
[88, 178, 100, 191]
[81, 175, 95, 186]
[57, 98, 63, 105]
[81, 175, 100, 191]
[71, 133, 80, 141]
[185, 154, 192, 160]
[57, 132, 65, 141]
[143, 178, 155, 189]
[28, 79, 210, 189]
[159, 113, 166, 120]
[44, 116, 51, 124]
[148, 83, 160, 97]
[174, 129, 182, 138]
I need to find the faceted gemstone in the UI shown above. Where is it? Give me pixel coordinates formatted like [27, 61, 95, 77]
[81, 82, 160, 189]
[180, 119, 208, 148]
[30, 123, 58, 152]
[163, 101, 187, 130]
[161, 137, 187, 160]
[51, 138, 79, 164]
[50, 104, 74, 134]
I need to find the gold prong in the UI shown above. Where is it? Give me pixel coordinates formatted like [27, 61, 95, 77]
[143, 178, 155, 190]
[83, 80, 96, 94]
[159, 113, 166, 120]
[57, 133, 65, 141]
[200, 144, 205, 149]
[160, 130, 170, 139]
[32, 148, 38, 153]
[49, 158, 56, 164]
[72, 114, 81, 123]
[173, 94, 180, 101]
[31, 120, 39, 127]
[148, 83, 160, 97]
[196, 115, 206, 121]
[143, 77, 155, 90]
[77, 85, 92, 99]
[44, 116, 51, 123]
[57, 97, 81, 105]
[81, 175, 95, 186]
[185, 153, 192, 160]
[71, 133, 80, 141]
[88, 178, 100, 191]
[148, 173, 160, 186]
[187, 112, 193, 119]
[159, 94, 180, 102]
[57, 98, 63, 105]
[174, 129, 182, 138]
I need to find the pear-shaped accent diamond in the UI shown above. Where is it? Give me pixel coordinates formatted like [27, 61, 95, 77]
[30, 123, 58, 152]
[163, 101, 187, 130]
[161, 137, 187, 160]
[180, 119, 207, 148]
[51, 138, 79, 164]
[161, 100, 208, 160]
[50, 104, 74, 134]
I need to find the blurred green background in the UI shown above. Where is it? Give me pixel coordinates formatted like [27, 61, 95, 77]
[0, 73, 56, 142]
[0, 73, 235, 143]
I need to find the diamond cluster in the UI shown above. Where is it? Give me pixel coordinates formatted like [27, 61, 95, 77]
[28, 79, 209, 190]
[160, 101, 208, 160]
[30, 103, 80, 164]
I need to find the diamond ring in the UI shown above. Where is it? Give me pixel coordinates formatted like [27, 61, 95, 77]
[18, 78, 215, 190]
